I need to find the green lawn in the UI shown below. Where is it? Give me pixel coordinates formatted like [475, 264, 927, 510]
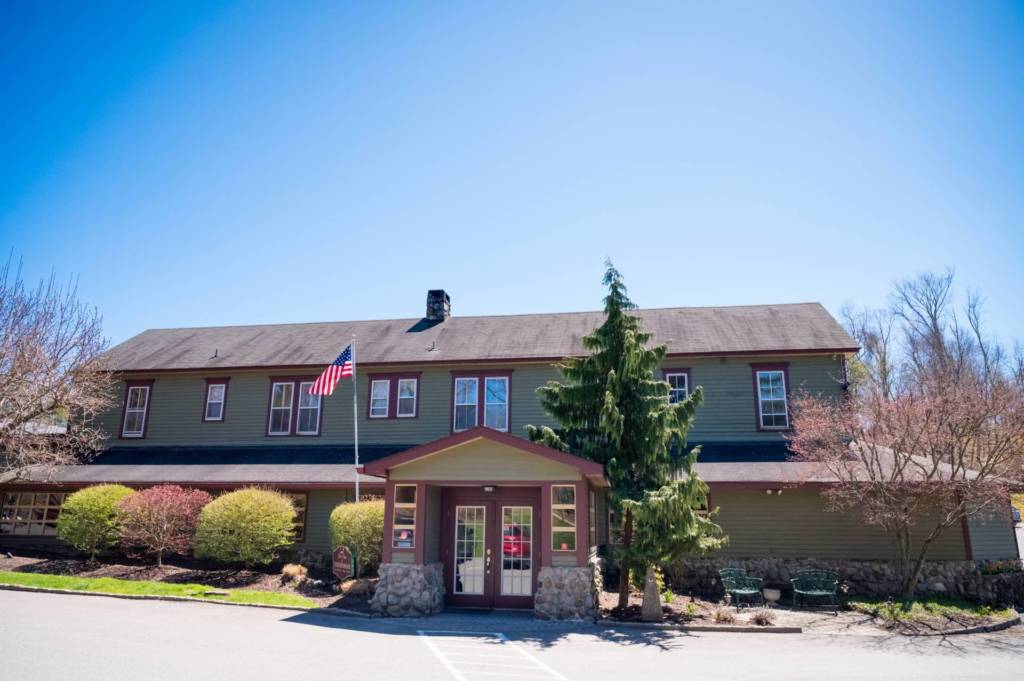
[849, 597, 1016, 624]
[0, 571, 316, 608]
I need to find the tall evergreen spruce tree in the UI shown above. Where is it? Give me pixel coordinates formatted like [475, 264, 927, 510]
[527, 262, 725, 608]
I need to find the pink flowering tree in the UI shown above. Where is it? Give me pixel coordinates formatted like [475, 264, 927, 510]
[789, 271, 1024, 597]
[118, 485, 212, 566]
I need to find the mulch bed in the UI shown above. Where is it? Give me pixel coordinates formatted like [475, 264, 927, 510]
[0, 549, 380, 609]
[599, 588, 773, 626]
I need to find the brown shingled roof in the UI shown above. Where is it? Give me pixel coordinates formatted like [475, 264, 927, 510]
[102, 303, 857, 371]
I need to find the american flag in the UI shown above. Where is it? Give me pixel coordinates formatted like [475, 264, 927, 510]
[309, 344, 353, 396]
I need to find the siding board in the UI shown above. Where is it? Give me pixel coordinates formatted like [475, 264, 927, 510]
[294, 488, 354, 554]
[97, 355, 846, 448]
[967, 510, 1019, 561]
[711, 489, 968, 560]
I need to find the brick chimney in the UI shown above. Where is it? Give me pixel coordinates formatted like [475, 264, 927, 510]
[426, 290, 451, 322]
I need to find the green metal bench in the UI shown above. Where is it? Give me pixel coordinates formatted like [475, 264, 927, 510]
[790, 570, 839, 613]
[719, 568, 764, 609]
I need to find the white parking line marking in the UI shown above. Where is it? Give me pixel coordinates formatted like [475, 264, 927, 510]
[495, 634, 570, 681]
[418, 630, 570, 681]
[419, 631, 470, 681]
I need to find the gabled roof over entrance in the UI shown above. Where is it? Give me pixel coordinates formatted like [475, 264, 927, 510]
[363, 427, 608, 487]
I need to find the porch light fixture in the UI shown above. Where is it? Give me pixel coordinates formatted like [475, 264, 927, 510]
[482, 486, 495, 493]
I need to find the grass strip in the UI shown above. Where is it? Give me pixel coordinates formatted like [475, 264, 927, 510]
[0, 570, 315, 608]
[848, 597, 1016, 624]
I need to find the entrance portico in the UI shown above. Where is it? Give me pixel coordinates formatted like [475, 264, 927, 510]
[363, 427, 608, 616]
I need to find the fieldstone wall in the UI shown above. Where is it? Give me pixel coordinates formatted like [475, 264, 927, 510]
[535, 557, 602, 620]
[370, 562, 445, 616]
[664, 557, 1024, 607]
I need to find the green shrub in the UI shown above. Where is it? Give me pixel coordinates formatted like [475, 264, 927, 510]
[56, 484, 134, 559]
[194, 488, 296, 567]
[329, 499, 385, 578]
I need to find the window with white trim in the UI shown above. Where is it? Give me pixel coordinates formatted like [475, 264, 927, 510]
[484, 376, 509, 431]
[122, 385, 150, 437]
[268, 382, 294, 435]
[551, 485, 576, 552]
[296, 381, 321, 435]
[370, 380, 390, 418]
[666, 372, 688, 404]
[454, 377, 478, 431]
[204, 383, 226, 421]
[397, 378, 417, 417]
[392, 484, 417, 548]
[756, 369, 789, 429]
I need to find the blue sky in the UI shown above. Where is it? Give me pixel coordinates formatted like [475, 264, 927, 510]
[2, 1, 1022, 347]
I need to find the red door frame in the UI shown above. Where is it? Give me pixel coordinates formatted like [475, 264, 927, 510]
[440, 486, 540, 609]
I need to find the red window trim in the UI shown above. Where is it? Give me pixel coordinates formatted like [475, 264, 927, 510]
[265, 376, 323, 437]
[201, 377, 231, 423]
[750, 363, 791, 432]
[450, 370, 513, 433]
[661, 367, 692, 403]
[366, 373, 422, 420]
[119, 379, 155, 440]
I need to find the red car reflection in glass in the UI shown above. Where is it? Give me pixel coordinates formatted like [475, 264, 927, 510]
[502, 525, 531, 559]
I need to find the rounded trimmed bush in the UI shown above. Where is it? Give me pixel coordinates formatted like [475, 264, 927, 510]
[194, 488, 296, 567]
[56, 484, 135, 559]
[329, 499, 385, 578]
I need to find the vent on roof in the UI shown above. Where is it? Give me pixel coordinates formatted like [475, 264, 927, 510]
[426, 290, 451, 322]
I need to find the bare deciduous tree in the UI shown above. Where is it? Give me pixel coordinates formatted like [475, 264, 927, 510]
[791, 271, 1024, 597]
[0, 260, 114, 483]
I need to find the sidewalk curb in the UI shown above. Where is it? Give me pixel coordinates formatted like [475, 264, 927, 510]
[596, 619, 803, 634]
[309, 606, 373, 619]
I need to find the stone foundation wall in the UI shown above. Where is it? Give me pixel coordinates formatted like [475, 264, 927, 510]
[535, 557, 602, 620]
[664, 556, 1024, 606]
[370, 562, 445, 616]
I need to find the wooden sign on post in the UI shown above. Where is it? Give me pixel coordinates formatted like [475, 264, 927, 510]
[332, 546, 353, 582]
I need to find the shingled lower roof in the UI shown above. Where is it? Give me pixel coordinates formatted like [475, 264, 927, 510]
[102, 302, 857, 371]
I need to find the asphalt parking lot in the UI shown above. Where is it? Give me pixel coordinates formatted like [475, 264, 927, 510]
[1, 590, 1022, 681]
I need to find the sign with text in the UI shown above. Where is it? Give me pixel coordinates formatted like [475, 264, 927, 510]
[332, 546, 353, 582]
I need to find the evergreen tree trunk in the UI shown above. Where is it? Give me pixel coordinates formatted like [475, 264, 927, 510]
[617, 508, 634, 609]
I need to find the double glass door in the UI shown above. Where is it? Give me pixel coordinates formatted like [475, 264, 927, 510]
[444, 491, 538, 609]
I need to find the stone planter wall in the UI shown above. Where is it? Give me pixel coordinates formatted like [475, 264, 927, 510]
[535, 557, 602, 620]
[664, 557, 1024, 607]
[370, 562, 445, 617]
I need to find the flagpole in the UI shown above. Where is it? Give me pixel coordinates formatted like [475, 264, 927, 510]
[351, 335, 360, 502]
